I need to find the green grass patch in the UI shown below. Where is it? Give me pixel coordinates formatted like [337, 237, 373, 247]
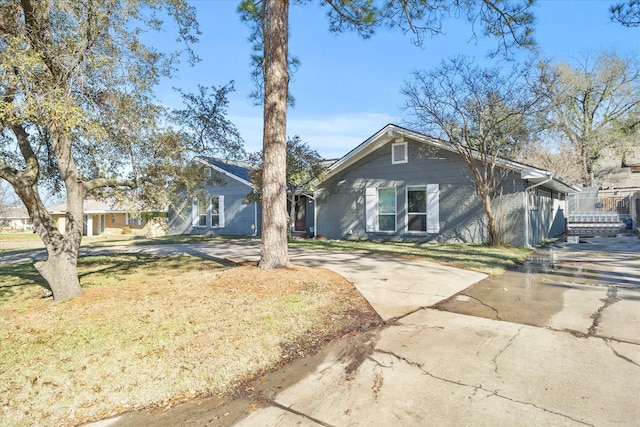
[289, 239, 533, 275]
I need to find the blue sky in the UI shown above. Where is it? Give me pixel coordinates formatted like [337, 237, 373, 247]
[155, 1, 640, 159]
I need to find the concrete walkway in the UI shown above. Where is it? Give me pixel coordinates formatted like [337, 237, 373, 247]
[80, 237, 640, 427]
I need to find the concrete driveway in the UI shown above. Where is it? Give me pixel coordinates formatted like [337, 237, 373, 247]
[80, 236, 640, 427]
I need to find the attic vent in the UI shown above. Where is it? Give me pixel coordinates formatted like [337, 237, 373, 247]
[204, 167, 212, 178]
[392, 141, 407, 164]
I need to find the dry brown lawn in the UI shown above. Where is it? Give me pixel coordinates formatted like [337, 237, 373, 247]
[0, 254, 381, 427]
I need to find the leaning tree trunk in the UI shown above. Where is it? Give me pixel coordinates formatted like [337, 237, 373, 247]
[35, 193, 84, 302]
[259, 0, 291, 269]
[35, 243, 82, 301]
[16, 181, 84, 302]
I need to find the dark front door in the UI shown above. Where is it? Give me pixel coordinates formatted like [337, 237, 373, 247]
[294, 197, 306, 232]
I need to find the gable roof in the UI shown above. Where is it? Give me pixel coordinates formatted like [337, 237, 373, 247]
[47, 199, 129, 214]
[0, 207, 29, 219]
[196, 157, 254, 188]
[47, 198, 166, 215]
[323, 124, 580, 194]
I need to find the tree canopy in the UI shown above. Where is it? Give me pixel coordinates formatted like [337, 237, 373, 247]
[537, 51, 640, 186]
[402, 56, 540, 245]
[0, 0, 240, 301]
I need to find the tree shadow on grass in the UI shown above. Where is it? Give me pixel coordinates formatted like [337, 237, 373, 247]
[0, 253, 237, 303]
[0, 262, 49, 302]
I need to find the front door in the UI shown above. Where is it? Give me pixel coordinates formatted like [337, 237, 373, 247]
[294, 197, 306, 232]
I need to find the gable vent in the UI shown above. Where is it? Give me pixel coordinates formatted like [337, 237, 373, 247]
[392, 141, 407, 164]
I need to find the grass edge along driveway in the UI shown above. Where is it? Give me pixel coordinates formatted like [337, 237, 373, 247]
[0, 238, 531, 426]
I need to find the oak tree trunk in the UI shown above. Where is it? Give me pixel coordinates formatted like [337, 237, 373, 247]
[259, 0, 291, 269]
[35, 246, 82, 301]
[15, 179, 84, 302]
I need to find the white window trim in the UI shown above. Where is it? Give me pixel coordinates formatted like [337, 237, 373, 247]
[209, 195, 225, 228]
[406, 185, 427, 234]
[377, 187, 397, 233]
[125, 213, 142, 226]
[192, 198, 208, 228]
[391, 141, 408, 164]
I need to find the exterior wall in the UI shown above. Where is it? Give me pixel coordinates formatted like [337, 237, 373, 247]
[104, 212, 129, 234]
[0, 218, 31, 230]
[526, 188, 568, 245]
[168, 171, 260, 236]
[316, 140, 531, 246]
[52, 212, 165, 237]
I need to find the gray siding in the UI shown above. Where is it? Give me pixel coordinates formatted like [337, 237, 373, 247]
[168, 171, 261, 236]
[316, 139, 533, 246]
[528, 188, 567, 245]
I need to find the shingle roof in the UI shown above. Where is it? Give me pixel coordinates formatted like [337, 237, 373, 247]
[200, 157, 254, 185]
[0, 207, 29, 219]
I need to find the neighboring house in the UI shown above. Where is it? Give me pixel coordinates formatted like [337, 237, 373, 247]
[314, 124, 579, 247]
[168, 158, 262, 236]
[48, 199, 166, 237]
[0, 207, 32, 231]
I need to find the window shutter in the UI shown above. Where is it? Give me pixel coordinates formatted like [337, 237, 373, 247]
[426, 184, 440, 233]
[191, 201, 198, 227]
[365, 187, 377, 232]
[218, 195, 225, 228]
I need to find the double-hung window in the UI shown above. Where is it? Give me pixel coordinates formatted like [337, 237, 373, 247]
[407, 186, 427, 232]
[192, 198, 207, 227]
[192, 195, 225, 228]
[377, 188, 396, 231]
[406, 184, 440, 233]
[210, 196, 220, 227]
[366, 187, 397, 232]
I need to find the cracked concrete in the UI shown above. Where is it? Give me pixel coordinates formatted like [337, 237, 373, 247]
[86, 237, 640, 427]
[234, 308, 635, 426]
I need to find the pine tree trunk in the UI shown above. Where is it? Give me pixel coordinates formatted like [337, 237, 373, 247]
[259, 0, 291, 269]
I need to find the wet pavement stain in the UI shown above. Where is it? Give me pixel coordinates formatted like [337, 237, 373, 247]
[434, 236, 640, 330]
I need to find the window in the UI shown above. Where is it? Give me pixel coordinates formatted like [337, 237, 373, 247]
[125, 213, 142, 226]
[366, 187, 397, 232]
[406, 184, 440, 234]
[204, 167, 212, 179]
[192, 195, 225, 228]
[378, 188, 397, 231]
[392, 142, 407, 164]
[407, 186, 427, 232]
[192, 198, 207, 227]
[210, 196, 220, 227]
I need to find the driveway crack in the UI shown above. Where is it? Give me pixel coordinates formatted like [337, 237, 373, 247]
[492, 326, 524, 375]
[588, 286, 620, 336]
[268, 400, 337, 427]
[604, 339, 640, 368]
[374, 348, 594, 426]
[460, 293, 502, 320]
